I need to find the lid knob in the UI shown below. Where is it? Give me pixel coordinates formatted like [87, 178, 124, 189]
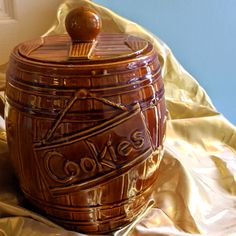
[65, 7, 101, 43]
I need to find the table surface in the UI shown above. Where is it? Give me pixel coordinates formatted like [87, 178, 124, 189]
[94, 0, 236, 126]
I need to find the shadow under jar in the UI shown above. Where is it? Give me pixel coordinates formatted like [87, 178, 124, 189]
[5, 7, 167, 234]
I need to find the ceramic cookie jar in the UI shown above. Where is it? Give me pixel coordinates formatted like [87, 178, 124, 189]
[5, 7, 166, 234]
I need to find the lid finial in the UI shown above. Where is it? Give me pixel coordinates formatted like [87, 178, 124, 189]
[65, 7, 101, 43]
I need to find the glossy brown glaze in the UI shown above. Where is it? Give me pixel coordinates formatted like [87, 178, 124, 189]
[5, 7, 166, 234]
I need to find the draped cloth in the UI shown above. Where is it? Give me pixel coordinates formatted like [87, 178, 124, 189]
[1, 0, 236, 235]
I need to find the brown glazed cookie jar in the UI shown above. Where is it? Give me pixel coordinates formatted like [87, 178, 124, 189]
[5, 7, 166, 234]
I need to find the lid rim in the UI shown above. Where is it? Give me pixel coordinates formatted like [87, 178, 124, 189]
[12, 44, 157, 72]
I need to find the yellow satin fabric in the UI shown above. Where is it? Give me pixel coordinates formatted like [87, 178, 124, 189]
[1, 0, 236, 235]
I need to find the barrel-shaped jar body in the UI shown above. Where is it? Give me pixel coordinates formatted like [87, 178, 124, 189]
[5, 33, 166, 234]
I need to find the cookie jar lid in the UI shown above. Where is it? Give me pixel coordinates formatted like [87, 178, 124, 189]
[16, 7, 151, 65]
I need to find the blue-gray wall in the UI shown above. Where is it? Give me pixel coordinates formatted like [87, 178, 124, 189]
[94, 0, 236, 125]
